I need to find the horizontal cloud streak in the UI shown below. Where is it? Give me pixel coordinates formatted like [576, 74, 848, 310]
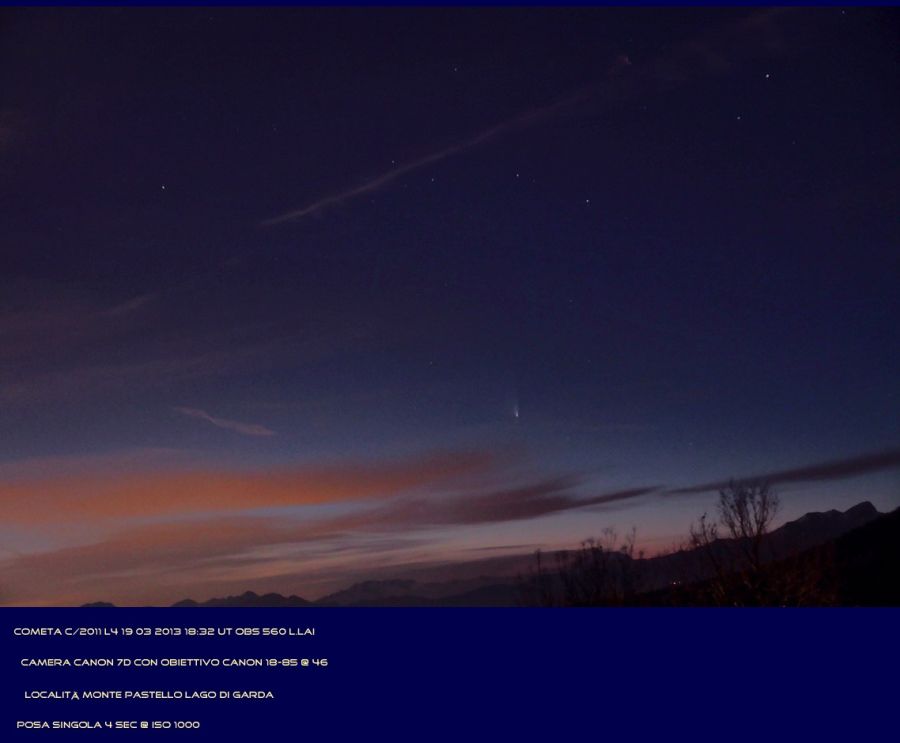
[174, 406, 275, 437]
[668, 448, 900, 495]
[4, 441, 891, 605]
[369, 482, 660, 529]
[0, 479, 656, 605]
[261, 85, 597, 226]
[0, 449, 495, 524]
[261, 9, 792, 226]
[1, 443, 893, 605]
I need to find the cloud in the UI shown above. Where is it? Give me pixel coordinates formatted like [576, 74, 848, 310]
[0, 290, 153, 361]
[174, 406, 275, 437]
[0, 477, 654, 605]
[261, 10, 794, 227]
[260, 84, 597, 226]
[0, 352, 231, 405]
[667, 448, 900, 495]
[374, 477, 580, 527]
[368, 482, 660, 529]
[0, 330, 314, 406]
[0, 449, 497, 524]
[0, 298, 385, 407]
[0, 517, 302, 606]
[0, 513, 439, 606]
[102, 293, 156, 317]
[0, 447, 189, 482]
[9, 435, 892, 605]
[6, 442, 893, 605]
[584, 486, 661, 507]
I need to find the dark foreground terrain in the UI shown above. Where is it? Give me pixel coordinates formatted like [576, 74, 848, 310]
[83, 502, 899, 607]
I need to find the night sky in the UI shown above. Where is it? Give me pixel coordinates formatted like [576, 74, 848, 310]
[1, 7, 898, 605]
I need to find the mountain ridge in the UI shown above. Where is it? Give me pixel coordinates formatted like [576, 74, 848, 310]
[83, 501, 888, 607]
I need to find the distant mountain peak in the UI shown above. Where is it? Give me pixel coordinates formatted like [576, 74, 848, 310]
[845, 501, 879, 517]
[173, 590, 311, 607]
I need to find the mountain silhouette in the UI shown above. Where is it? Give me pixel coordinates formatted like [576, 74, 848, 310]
[643, 504, 900, 606]
[82, 502, 892, 607]
[172, 591, 311, 607]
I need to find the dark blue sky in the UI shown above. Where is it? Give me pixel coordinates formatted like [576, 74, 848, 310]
[0, 8, 897, 604]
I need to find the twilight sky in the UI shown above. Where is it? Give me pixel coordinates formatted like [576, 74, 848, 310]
[1, 7, 898, 605]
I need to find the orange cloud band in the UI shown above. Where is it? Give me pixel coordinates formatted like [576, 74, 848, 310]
[0, 450, 495, 524]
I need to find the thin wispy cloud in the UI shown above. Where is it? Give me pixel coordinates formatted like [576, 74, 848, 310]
[369, 482, 662, 529]
[174, 406, 276, 437]
[261, 9, 791, 227]
[103, 293, 156, 317]
[1, 443, 892, 605]
[260, 84, 599, 226]
[0, 329, 326, 405]
[0, 479, 654, 605]
[575, 448, 900, 503]
[667, 448, 900, 495]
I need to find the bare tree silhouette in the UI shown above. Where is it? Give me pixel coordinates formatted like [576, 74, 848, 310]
[521, 527, 643, 606]
[518, 478, 868, 607]
[689, 479, 781, 605]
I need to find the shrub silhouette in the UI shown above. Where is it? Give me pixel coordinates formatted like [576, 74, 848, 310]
[522, 528, 642, 606]
[519, 478, 841, 606]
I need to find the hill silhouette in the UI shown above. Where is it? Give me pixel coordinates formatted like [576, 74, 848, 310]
[172, 591, 311, 608]
[644, 504, 899, 606]
[82, 502, 894, 607]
